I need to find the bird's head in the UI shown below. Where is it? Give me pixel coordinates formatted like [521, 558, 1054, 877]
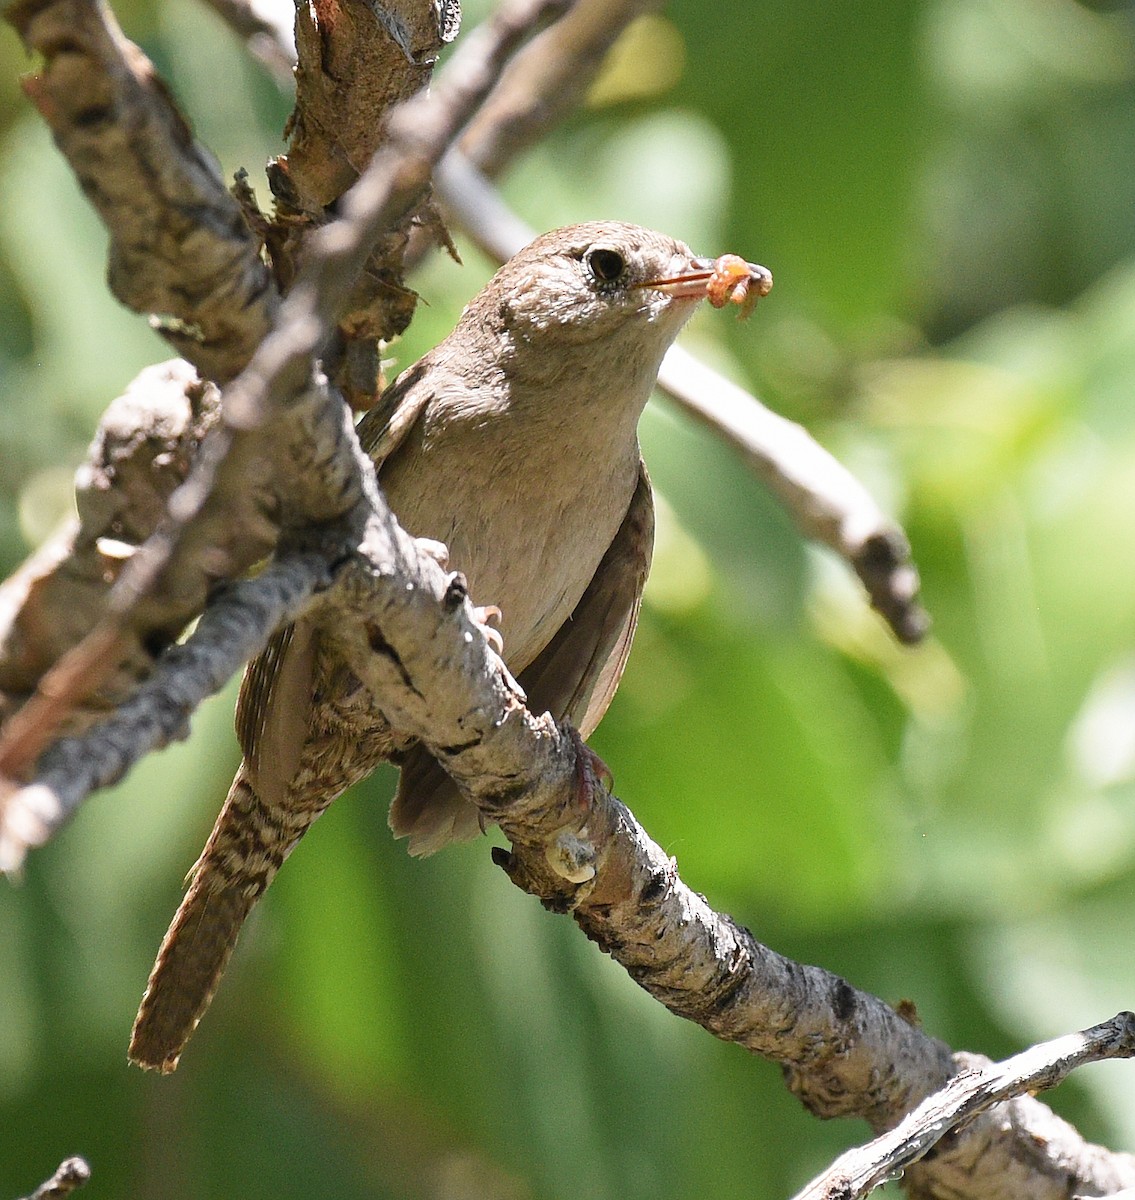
[469, 222, 771, 359]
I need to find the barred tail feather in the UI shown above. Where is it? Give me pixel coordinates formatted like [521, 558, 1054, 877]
[129, 870, 255, 1072]
[129, 770, 292, 1073]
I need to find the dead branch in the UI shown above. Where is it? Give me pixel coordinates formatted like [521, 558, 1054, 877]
[793, 1014, 1135, 1200]
[660, 344, 927, 643]
[0, 363, 228, 730]
[458, 0, 663, 175]
[268, 0, 462, 407]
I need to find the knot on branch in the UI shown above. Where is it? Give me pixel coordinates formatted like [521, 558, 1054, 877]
[545, 826, 598, 884]
[443, 571, 469, 609]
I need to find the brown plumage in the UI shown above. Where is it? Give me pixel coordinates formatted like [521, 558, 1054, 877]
[128, 222, 770, 1072]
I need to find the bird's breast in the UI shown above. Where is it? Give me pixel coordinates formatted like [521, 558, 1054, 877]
[378, 403, 642, 674]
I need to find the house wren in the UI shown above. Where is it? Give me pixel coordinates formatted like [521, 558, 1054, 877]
[129, 221, 772, 1072]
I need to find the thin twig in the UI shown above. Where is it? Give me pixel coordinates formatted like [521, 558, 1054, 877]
[433, 150, 929, 643]
[0, 549, 331, 871]
[198, 0, 295, 80]
[0, 625, 128, 781]
[792, 1013, 1135, 1200]
[660, 346, 927, 643]
[458, 0, 663, 175]
[17, 1158, 91, 1200]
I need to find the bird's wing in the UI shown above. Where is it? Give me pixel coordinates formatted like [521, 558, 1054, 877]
[519, 456, 654, 737]
[234, 621, 317, 802]
[356, 358, 432, 467]
[234, 363, 434, 797]
[389, 459, 654, 856]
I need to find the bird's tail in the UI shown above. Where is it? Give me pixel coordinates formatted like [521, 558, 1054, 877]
[129, 767, 302, 1073]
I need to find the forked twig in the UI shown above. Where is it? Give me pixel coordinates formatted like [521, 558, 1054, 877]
[793, 1013, 1135, 1200]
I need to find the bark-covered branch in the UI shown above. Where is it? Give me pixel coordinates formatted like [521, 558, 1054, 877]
[0, 0, 570, 784]
[660, 344, 927, 643]
[0, 362, 230, 730]
[792, 1012, 1135, 1199]
[6, 0, 278, 381]
[270, 0, 459, 406]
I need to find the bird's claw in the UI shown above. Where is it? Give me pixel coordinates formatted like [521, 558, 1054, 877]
[473, 604, 504, 656]
[415, 537, 450, 568]
[568, 726, 612, 809]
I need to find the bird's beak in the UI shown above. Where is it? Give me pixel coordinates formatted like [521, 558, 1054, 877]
[637, 257, 722, 300]
[635, 255, 773, 312]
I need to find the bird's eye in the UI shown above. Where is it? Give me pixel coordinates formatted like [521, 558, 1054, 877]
[585, 247, 626, 285]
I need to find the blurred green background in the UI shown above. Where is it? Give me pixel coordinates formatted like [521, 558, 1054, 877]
[4, 0, 1135, 1195]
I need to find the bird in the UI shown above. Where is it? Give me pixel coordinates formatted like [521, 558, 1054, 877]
[128, 221, 771, 1073]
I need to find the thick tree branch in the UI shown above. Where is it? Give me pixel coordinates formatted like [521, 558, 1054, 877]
[0, 0, 571, 788]
[0, 362, 229, 728]
[268, 0, 462, 406]
[4, 0, 278, 381]
[281, 0, 455, 211]
[230, 527, 1135, 1198]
